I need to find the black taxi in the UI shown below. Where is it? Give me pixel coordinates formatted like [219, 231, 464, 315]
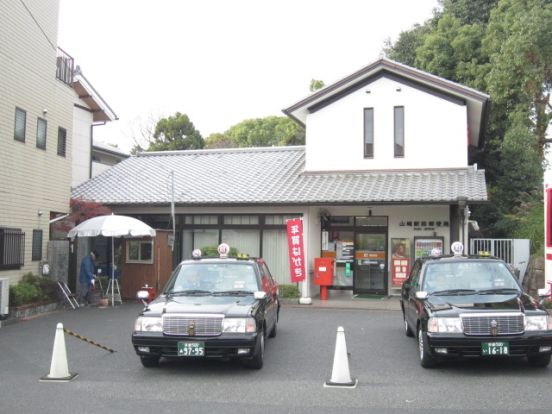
[401, 242, 552, 368]
[132, 244, 280, 369]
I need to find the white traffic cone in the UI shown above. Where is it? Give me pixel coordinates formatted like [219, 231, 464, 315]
[324, 326, 357, 388]
[40, 323, 78, 382]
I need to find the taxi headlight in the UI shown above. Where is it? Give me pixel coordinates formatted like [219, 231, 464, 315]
[134, 316, 163, 332]
[427, 317, 463, 333]
[222, 317, 256, 333]
[525, 315, 550, 331]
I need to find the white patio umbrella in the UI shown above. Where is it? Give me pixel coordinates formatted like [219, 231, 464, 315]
[68, 214, 156, 306]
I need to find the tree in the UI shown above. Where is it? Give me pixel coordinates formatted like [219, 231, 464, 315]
[385, 22, 435, 66]
[204, 133, 236, 149]
[147, 112, 204, 151]
[52, 198, 112, 235]
[441, 0, 499, 24]
[483, 0, 552, 157]
[309, 79, 325, 92]
[383, 0, 549, 246]
[223, 116, 305, 148]
[127, 113, 159, 154]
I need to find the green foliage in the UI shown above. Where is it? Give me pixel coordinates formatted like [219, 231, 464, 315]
[278, 284, 300, 298]
[9, 273, 58, 307]
[386, 0, 550, 252]
[441, 0, 498, 24]
[200, 246, 240, 257]
[385, 22, 435, 66]
[148, 112, 204, 151]
[204, 116, 305, 149]
[309, 79, 325, 92]
[542, 299, 552, 310]
[511, 197, 544, 255]
[204, 133, 236, 149]
[483, 0, 552, 156]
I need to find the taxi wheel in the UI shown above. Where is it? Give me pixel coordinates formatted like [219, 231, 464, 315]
[140, 356, 160, 368]
[527, 354, 551, 368]
[244, 331, 265, 369]
[403, 313, 414, 337]
[418, 328, 436, 368]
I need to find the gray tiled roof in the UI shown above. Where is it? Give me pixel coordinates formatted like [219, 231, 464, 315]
[72, 146, 487, 205]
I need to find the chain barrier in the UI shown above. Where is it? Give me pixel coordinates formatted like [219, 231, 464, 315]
[63, 328, 116, 353]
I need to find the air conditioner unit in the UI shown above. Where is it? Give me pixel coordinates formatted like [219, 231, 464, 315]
[0, 278, 9, 316]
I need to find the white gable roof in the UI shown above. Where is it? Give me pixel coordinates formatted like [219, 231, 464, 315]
[283, 58, 489, 147]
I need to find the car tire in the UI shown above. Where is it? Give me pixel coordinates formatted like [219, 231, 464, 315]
[418, 328, 436, 368]
[404, 313, 414, 337]
[244, 331, 265, 370]
[140, 356, 160, 368]
[527, 354, 551, 368]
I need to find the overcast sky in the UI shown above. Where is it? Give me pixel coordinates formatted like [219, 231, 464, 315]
[57, 0, 439, 151]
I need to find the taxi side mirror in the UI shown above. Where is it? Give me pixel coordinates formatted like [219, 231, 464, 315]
[254, 291, 266, 300]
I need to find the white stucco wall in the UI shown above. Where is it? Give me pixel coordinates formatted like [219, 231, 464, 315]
[305, 76, 468, 171]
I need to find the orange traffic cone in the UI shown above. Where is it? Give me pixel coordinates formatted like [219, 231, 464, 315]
[324, 326, 357, 388]
[40, 323, 78, 382]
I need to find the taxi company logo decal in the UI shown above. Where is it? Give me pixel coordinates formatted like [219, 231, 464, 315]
[188, 321, 196, 336]
[490, 319, 498, 336]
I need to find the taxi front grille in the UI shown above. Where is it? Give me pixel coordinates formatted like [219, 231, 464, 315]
[163, 314, 223, 336]
[461, 313, 524, 336]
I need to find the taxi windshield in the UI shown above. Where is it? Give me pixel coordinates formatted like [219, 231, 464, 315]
[421, 261, 520, 294]
[165, 262, 259, 294]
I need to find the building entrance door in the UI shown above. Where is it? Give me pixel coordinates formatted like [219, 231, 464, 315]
[353, 232, 387, 294]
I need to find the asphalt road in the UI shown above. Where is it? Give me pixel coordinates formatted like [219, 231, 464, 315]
[1, 303, 552, 414]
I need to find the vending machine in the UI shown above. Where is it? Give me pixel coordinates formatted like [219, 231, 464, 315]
[414, 237, 445, 259]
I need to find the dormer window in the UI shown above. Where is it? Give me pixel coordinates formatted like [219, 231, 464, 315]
[364, 108, 374, 158]
[394, 106, 404, 158]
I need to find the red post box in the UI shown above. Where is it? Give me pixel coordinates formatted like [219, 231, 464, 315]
[314, 257, 334, 300]
[139, 284, 157, 303]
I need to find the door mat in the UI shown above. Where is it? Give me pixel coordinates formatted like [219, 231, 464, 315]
[352, 294, 388, 300]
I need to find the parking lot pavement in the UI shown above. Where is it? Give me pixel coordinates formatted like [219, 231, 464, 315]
[1, 303, 552, 414]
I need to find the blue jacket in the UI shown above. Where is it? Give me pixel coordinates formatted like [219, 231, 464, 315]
[79, 254, 95, 285]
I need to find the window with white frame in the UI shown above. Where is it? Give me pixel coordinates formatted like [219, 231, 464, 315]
[364, 108, 374, 158]
[126, 240, 154, 263]
[57, 127, 67, 157]
[37, 117, 47, 150]
[394, 106, 404, 157]
[14, 107, 26, 142]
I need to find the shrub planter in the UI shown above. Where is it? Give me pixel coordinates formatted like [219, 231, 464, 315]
[0, 301, 63, 327]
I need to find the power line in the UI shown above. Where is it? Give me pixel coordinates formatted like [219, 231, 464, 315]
[19, 0, 56, 51]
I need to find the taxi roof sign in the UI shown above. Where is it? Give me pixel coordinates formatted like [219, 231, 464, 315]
[217, 243, 230, 258]
[191, 249, 202, 259]
[451, 241, 464, 256]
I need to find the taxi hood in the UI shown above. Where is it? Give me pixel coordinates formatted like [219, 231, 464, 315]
[146, 294, 257, 317]
[426, 292, 541, 313]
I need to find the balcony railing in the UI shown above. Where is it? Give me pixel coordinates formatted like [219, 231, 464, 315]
[56, 47, 74, 85]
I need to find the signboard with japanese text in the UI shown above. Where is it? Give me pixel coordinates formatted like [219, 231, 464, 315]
[286, 218, 306, 283]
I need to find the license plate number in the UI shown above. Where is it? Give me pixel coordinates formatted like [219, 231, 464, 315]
[481, 342, 509, 356]
[177, 341, 205, 357]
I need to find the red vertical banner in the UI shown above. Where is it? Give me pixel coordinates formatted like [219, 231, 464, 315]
[286, 218, 306, 283]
